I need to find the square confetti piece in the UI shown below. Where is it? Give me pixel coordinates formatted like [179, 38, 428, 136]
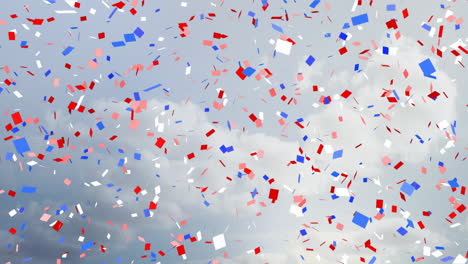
[352, 212, 369, 229]
[305, 55, 316, 66]
[351, 14, 369, 26]
[400, 182, 415, 196]
[13, 138, 31, 154]
[333, 149, 343, 159]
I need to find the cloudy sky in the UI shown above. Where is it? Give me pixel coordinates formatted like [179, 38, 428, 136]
[1, 0, 468, 263]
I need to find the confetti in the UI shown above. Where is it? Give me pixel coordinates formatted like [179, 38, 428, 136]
[0, 1, 466, 263]
[419, 58, 437, 79]
[212, 234, 226, 250]
[351, 14, 369, 26]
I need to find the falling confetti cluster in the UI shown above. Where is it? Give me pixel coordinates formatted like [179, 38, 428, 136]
[1, 0, 468, 263]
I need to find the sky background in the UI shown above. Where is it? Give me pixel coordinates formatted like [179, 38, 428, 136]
[0, 0, 468, 263]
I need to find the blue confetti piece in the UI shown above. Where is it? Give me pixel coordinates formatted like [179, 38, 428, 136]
[369, 256, 377, 264]
[108, 7, 118, 19]
[451, 121, 457, 136]
[309, 0, 320, 8]
[400, 182, 415, 196]
[81, 241, 95, 251]
[143, 84, 162, 92]
[300, 229, 307, 236]
[415, 134, 424, 144]
[440, 256, 454, 262]
[382, 46, 389, 55]
[242, 67, 256, 77]
[339, 32, 348, 40]
[112, 41, 126, 47]
[13, 138, 31, 154]
[411, 181, 421, 190]
[386, 4, 396, 11]
[134, 92, 141, 101]
[252, 188, 258, 199]
[419, 58, 437, 79]
[305, 55, 316, 66]
[296, 155, 304, 163]
[448, 178, 459, 188]
[397, 227, 408, 236]
[271, 23, 284, 33]
[144, 209, 151, 217]
[333, 149, 343, 159]
[21, 186, 37, 193]
[393, 90, 400, 101]
[220, 145, 227, 153]
[421, 23, 432, 31]
[134, 153, 141, 160]
[124, 33, 136, 42]
[352, 212, 369, 228]
[62, 46, 75, 56]
[134, 27, 145, 38]
[351, 13, 369, 26]
[96, 121, 105, 130]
